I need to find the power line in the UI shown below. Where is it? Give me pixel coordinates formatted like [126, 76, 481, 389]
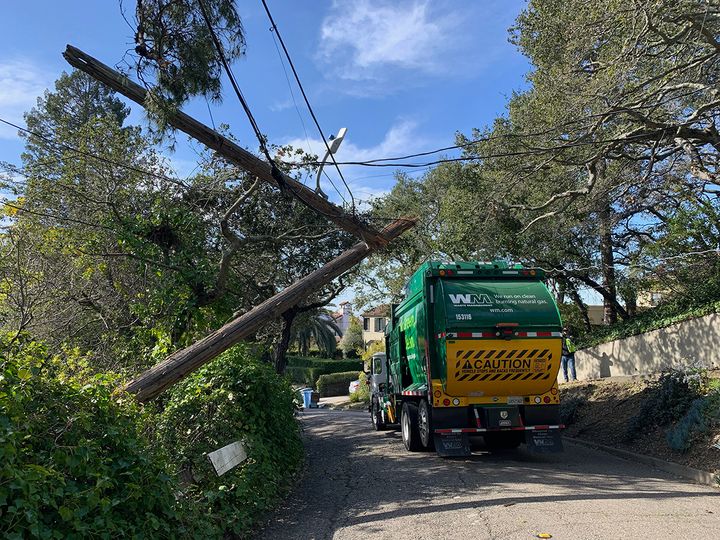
[267, 27, 347, 204]
[0, 117, 189, 188]
[289, 129, 681, 169]
[196, 0, 278, 171]
[259, 0, 355, 210]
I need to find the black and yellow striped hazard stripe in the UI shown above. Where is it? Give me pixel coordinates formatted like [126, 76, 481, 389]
[454, 348, 550, 369]
[455, 362, 554, 382]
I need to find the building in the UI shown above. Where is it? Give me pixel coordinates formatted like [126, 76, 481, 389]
[329, 301, 353, 340]
[362, 304, 389, 346]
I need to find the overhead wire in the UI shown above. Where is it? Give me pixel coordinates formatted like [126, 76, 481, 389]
[0, 117, 190, 188]
[259, 0, 355, 210]
[267, 23, 347, 203]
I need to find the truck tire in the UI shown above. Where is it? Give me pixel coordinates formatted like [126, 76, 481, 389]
[418, 399, 435, 451]
[401, 402, 422, 452]
[371, 397, 387, 431]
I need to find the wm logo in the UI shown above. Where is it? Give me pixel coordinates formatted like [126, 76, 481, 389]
[448, 293, 492, 306]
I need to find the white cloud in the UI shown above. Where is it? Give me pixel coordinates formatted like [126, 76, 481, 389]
[281, 119, 433, 204]
[317, 0, 518, 95]
[0, 59, 52, 140]
[320, 0, 456, 77]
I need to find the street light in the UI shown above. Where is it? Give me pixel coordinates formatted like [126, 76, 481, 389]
[315, 127, 347, 199]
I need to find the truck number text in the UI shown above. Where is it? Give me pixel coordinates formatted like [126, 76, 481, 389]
[455, 313, 472, 321]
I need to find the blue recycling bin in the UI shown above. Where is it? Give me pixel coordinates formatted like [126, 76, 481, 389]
[301, 388, 313, 409]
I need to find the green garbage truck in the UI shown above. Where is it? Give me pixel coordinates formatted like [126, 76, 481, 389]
[367, 261, 564, 456]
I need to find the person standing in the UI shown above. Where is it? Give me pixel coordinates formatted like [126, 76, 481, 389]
[561, 327, 577, 382]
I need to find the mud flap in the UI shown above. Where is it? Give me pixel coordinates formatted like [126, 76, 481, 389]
[525, 429, 563, 453]
[434, 433, 471, 457]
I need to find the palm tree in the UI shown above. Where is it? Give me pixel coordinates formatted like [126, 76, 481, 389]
[291, 309, 341, 357]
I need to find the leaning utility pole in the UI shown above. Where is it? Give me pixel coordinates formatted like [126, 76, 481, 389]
[63, 45, 387, 247]
[124, 217, 414, 402]
[63, 45, 416, 401]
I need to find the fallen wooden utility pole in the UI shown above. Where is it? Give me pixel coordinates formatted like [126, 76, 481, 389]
[63, 45, 386, 247]
[124, 217, 415, 402]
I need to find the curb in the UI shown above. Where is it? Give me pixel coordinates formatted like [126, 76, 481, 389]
[563, 436, 719, 489]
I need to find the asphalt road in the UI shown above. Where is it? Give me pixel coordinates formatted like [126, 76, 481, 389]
[256, 409, 720, 540]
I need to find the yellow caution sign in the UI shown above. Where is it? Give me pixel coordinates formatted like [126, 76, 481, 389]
[445, 339, 561, 396]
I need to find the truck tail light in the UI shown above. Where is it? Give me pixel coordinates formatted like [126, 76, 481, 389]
[443, 398, 450, 406]
[543, 396, 551, 403]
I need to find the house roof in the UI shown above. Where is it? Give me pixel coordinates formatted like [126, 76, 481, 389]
[362, 304, 390, 318]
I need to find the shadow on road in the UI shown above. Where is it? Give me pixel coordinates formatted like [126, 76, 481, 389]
[256, 409, 719, 539]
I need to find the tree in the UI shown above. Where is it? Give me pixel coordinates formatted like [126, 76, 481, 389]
[130, 0, 246, 120]
[357, 1, 719, 324]
[290, 309, 340, 357]
[340, 318, 364, 358]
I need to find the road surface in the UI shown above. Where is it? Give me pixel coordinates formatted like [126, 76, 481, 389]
[256, 409, 720, 540]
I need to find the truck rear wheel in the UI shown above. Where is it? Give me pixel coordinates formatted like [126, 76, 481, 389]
[418, 399, 435, 451]
[401, 402, 421, 452]
[371, 397, 386, 431]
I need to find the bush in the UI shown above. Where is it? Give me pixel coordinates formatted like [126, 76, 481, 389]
[559, 394, 585, 426]
[316, 371, 361, 397]
[284, 357, 363, 388]
[155, 345, 303, 538]
[578, 299, 720, 349]
[666, 381, 720, 452]
[361, 341, 385, 363]
[625, 367, 705, 441]
[0, 341, 183, 539]
[349, 372, 370, 403]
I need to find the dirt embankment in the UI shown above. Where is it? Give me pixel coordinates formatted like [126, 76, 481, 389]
[560, 375, 720, 476]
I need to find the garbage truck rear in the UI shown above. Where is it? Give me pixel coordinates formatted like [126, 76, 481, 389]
[368, 261, 564, 456]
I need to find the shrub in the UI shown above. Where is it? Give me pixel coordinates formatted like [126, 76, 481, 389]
[666, 381, 720, 452]
[361, 341, 385, 363]
[316, 371, 361, 397]
[578, 299, 720, 349]
[625, 367, 704, 441]
[349, 372, 370, 403]
[559, 394, 585, 426]
[155, 344, 303, 538]
[284, 357, 363, 388]
[0, 341, 183, 539]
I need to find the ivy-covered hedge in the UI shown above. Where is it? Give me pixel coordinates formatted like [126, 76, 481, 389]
[578, 299, 720, 349]
[155, 345, 303, 538]
[0, 342, 183, 539]
[0, 339, 303, 539]
[285, 356, 363, 388]
[316, 371, 361, 397]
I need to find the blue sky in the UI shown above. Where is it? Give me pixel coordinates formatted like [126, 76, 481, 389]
[1, 0, 531, 201]
[2, 0, 540, 308]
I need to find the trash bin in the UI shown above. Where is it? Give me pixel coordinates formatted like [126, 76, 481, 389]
[301, 388, 313, 409]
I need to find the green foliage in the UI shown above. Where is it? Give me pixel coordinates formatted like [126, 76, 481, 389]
[0, 339, 183, 539]
[349, 372, 370, 404]
[579, 299, 720, 349]
[133, 0, 245, 122]
[316, 371, 361, 397]
[625, 367, 705, 441]
[666, 380, 720, 452]
[155, 344, 303, 538]
[361, 340, 385, 362]
[340, 318, 365, 357]
[290, 310, 340, 357]
[284, 356, 363, 387]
